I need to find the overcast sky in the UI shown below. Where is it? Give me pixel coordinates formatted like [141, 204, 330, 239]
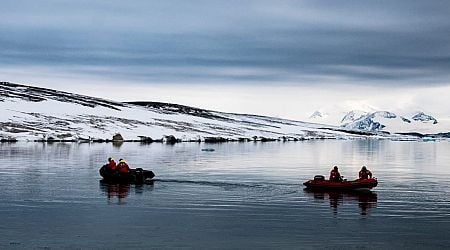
[1, 0, 450, 119]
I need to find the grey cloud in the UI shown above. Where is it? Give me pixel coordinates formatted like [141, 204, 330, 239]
[1, 0, 450, 86]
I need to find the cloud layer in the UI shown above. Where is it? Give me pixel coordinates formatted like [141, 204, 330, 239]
[2, 0, 450, 86]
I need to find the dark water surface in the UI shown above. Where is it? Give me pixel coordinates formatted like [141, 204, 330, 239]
[1, 140, 450, 249]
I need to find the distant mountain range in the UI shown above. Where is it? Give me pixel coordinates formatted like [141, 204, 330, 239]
[1, 82, 448, 142]
[308, 108, 446, 135]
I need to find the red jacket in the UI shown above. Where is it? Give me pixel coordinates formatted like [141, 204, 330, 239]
[107, 160, 117, 171]
[117, 162, 130, 174]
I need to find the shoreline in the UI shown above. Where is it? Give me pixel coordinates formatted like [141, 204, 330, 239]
[0, 136, 444, 143]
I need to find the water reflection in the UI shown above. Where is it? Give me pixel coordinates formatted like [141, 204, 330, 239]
[99, 181, 154, 204]
[305, 189, 378, 216]
[112, 141, 124, 148]
[100, 182, 130, 204]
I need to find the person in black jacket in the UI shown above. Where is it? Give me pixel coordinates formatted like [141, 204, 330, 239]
[359, 166, 373, 179]
[329, 166, 342, 182]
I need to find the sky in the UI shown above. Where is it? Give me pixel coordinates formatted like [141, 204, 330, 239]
[1, 0, 450, 120]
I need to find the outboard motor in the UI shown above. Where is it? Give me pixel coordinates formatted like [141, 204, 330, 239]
[143, 170, 155, 180]
[314, 175, 325, 181]
[135, 168, 144, 183]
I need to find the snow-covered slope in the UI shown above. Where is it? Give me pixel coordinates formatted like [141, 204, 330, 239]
[2, 82, 448, 141]
[1, 82, 377, 142]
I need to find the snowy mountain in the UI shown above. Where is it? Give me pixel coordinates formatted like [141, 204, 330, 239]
[1, 81, 385, 142]
[309, 111, 325, 119]
[342, 110, 446, 134]
[343, 111, 398, 131]
[340, 110, 369, 124]
[411, 112, 438, 124]
[307, 103, 377, 126]
[307, 103, 449, 135]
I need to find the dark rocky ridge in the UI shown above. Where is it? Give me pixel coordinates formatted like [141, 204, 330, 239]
[0, 82, 124, 110]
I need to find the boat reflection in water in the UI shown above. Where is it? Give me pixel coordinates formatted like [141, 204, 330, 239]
[304, 189, 378, 215]
[99, 180, 154, 204]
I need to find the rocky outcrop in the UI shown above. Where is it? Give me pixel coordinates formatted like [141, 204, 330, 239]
[112, 133, 124, 141]
[164, 135, 179, 144]
[138, 136, 153, 143]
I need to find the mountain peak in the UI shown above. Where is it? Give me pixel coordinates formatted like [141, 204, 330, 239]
[371, 111, 397, 119]
[411, 112, 438, 124]
[309, 110, 326, 119]
[341, 110, 368, 124]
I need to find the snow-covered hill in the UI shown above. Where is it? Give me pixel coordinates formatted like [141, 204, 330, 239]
[1, 82, 385, 142]
[1, 82, 448, 141]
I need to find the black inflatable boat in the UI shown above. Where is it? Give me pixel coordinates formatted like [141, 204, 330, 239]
[99, 165, 155, 184]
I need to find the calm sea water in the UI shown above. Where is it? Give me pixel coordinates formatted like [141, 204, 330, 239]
[1, 140, 450, 249]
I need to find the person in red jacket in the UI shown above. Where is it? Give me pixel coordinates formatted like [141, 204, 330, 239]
[117, 159, 130, 174]
[359, 166, 373, 179]
[107, 157, 117, 171]
[329, 166, 342, 182]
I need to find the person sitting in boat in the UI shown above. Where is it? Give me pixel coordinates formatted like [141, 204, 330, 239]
[106, 157, 117, 172]
[359, 166, 373, 179]
[117, 159, 130, 175]
[329, 166, 342, 182]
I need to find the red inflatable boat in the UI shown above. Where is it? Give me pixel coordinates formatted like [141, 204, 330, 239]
[303, 175, 378, 191]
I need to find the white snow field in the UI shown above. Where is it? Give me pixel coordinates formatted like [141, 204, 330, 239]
[1, 82, 447, 141]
